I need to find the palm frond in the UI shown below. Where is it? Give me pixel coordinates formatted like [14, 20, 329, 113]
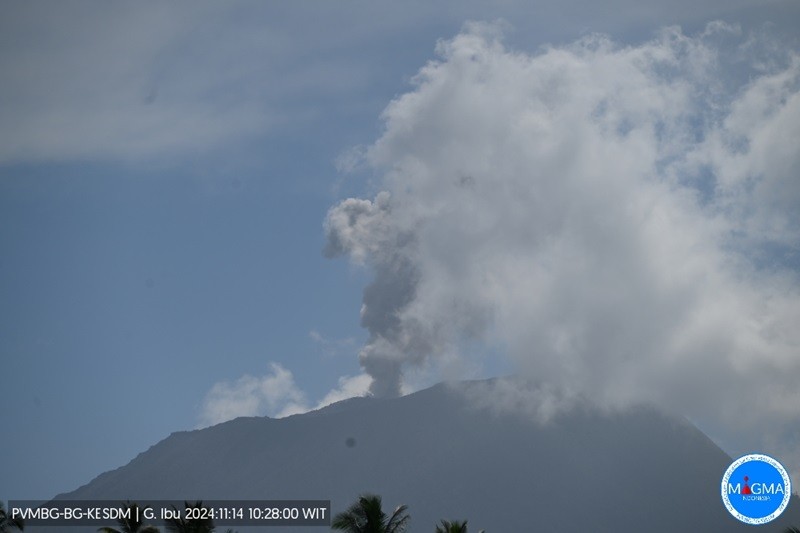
[0, 503, 25, 533]
[435, 519, 468, 533]
[331, 494, 409, 533]
[385, 505, 409, 533]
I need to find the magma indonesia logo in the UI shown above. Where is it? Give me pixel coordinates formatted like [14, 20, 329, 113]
[721, 453, 792, 525]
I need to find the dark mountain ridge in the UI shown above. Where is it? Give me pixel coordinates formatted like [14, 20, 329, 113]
[56, 379, 800, 532]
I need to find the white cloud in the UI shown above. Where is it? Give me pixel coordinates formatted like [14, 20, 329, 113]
[325, 21, 800, 482]
[309, 330, 357, 358]
[199, 363, 372, 427]
[315, 373, 373, 409]
[4, 1, 795, 164]
[199, 363, 308, 426]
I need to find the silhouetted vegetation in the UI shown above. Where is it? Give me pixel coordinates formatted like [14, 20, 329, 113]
[332, 494, 482, 533]
[434, 519, 485, 533]
[0, 503, 24, 533]
[165, 502, 214, 533]
[331, 494, 409, 533]
[435, 519, 469, 533]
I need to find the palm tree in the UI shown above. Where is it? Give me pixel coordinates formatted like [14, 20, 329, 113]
[435, 520, 469, 533]
[0, 504, 23, 533]
[331, 494, 409, 533]
[164, 501, 214, 533]
[97, 502, 159, 533]
[0, 502, 24, 533]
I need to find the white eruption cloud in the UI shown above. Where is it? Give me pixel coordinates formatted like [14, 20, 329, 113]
[325, 21, 800, 477]
[199, 363, 372, 427]
[199, 363, 308, 426]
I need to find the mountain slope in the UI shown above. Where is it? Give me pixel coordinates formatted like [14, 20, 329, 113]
[59, 379, 800, 532]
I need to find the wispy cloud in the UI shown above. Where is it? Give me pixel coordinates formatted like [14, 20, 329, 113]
[199, 363, 372, 427]
[0, 3, 369, 163]
[5, 1, 784, 164]
[309, 330, 358, 358]
[316, 373, 374, 408]
[199, 363, 308, 426]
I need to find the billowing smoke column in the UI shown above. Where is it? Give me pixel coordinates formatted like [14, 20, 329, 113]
[324, 20, 800, 482]
[325, 193, 433, 397]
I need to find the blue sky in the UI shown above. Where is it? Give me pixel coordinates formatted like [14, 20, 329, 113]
[2, 1, 800, 500]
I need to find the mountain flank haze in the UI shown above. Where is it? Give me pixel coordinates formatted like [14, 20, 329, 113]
[56, 379, 800, 532]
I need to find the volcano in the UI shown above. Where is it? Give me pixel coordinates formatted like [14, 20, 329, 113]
[55, 379, 800, 532]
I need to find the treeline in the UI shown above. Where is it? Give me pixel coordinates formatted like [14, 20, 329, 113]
[330, 494, 481, 533]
